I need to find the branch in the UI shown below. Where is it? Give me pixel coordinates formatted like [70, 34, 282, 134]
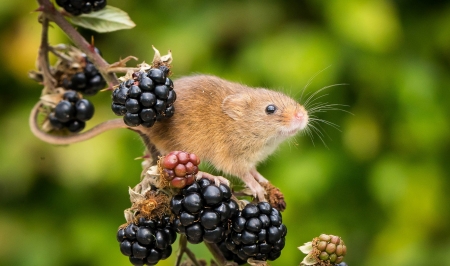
[204, 242, 235, 266]
[36, 0, 119, 87]
[37, 15, 56, 93]
[175, 235, 202, 266]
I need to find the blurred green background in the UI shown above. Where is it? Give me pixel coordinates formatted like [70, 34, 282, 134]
[1, 0, 450, 265]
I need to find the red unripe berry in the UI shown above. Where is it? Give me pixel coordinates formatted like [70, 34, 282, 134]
[163, 154, 178, 169]
[174, 164, 187, 177]
[163, 169, 175, 181]
[185, 162, 196, 174]
[171, 177, 186, 188]
[177, 152, 190, 164]
[189, 153, 200, 165]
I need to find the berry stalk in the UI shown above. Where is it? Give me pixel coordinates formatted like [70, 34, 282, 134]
[38, 16, 56, 93]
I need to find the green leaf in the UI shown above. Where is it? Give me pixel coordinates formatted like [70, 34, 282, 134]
[69, 6, 136, 33]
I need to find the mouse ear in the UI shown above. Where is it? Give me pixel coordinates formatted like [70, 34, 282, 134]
[222, 93, 251, 120]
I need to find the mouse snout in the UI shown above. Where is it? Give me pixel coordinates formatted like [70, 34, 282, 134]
[294, 109, 309, 130]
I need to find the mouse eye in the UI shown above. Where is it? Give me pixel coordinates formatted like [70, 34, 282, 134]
[265, 104, 277, 115]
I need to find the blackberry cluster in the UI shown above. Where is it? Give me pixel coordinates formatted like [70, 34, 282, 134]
[48, 90, 94, 133]
[117, 216, 176, 266]
[111, 67, 176, 127]
[56, 0, 107, 16]
[224, 202, 287, 262]
[170, 178, 239, 244]
[160, 151, 200, 188]
[62, 48, 106, 96]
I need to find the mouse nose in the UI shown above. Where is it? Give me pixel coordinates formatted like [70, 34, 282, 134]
[294, 110, 309, 129]
[295, 111, 305, 121]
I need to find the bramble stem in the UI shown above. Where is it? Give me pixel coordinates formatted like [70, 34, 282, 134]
[38, 16, 56, 94]
[175, 235, 202, 266]
[204, 242, 234, 266]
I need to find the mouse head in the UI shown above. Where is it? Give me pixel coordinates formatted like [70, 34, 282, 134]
[222, 89, 308, 140]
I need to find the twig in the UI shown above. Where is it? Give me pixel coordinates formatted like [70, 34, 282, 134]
[204, 242, 234, 266]
[185, 248, 202, 266]
[37, 15, 56, 94]
[36, 0, 119, 87]
[107, 67, 140, 73]
[175, 235, 186, 266]
[48, 46, 73, 61]
[175, 235, 204, 266]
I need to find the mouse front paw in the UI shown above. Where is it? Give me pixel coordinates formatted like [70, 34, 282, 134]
[197, 171, 230, 187]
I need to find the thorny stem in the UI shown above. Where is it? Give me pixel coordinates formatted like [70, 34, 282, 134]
[175, 235, 202, 266]
[205, 242, 233, 266]
[36, 0, 119, 87]
[185, 248, 202, 266]
[38, 16, 56, 94]
[175, 235, 231, 266]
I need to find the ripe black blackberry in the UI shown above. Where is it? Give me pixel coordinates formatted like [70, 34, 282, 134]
[48, 90, 95, 133]
[170, 178, 239, 244]
[116, 216, 176, 266]
[111, 66, 176, 127]
[56, 0, 107, 16]
[224, 202, 287, 262]
[62, 49, 106, 96]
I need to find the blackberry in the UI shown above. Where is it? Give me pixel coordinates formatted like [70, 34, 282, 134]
[116, 216, 176, 265]
[224, 202, 287, 262]
[62, 48, 106, 96]
[56, 0, 107, 16]
[111, 66, 176, 127]
[170, 178, 238, 244]
[160, 151, 200, 188]
[48, 91, 95, 133]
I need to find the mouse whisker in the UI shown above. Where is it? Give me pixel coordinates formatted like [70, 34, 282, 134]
[307, 103, 353, 115]
[309, 124, 328, 149]
[306, 123, 329, 149]
[303, 94, 330, 109]
[302, 83, 348, 107]
[309, 117, 341, 132]
[302, 127, 316, 147]
[298, 65, 332, 102]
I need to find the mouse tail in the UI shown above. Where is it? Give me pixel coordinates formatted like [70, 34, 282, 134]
[29, 101, 130, 145]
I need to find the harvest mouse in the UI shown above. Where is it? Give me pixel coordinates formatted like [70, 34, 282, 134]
[141, 75, 309, 201]
[30, 75, 309, 201]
